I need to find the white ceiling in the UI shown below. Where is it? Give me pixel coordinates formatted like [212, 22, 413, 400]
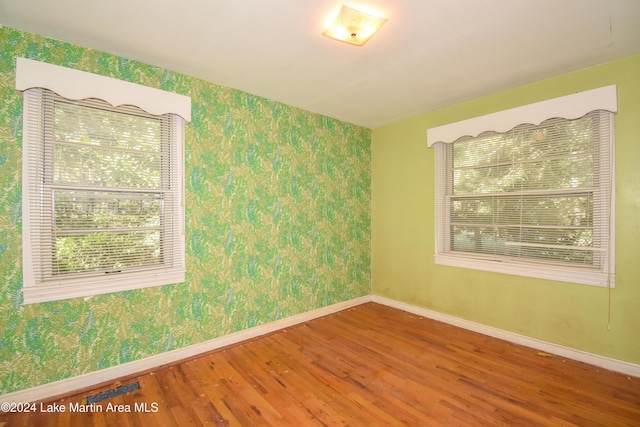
[1, 0, 639, 128]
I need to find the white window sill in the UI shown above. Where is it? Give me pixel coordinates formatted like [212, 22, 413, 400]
[434, 253, 615, 288]
[22, 269, 186, 304]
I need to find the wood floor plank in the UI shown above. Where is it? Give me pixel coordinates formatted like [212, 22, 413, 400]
[2, 302, 639, 426]
[261, 335, 362, 426]
[180, 359, 244, 426]
[262, 334, 382, 426]
[221, 340, 327, 426]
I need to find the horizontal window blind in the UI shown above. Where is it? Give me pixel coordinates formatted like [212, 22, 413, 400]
[436, 111, 613, 270]
[23, 88, 183, 284]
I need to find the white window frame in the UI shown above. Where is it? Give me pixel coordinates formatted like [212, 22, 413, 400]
[17, 58, 191, 304]
[427, 86, 616, 287]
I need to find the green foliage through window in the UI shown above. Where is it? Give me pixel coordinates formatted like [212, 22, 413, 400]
[446, 112, 607, 267]
[46, 95, 172, 276]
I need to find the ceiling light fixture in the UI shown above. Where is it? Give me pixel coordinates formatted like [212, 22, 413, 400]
[323, 5, 388, 46]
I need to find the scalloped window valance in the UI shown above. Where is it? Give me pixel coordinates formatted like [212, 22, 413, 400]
[427, 85, 617, 146]
[15, 57, 191, 122]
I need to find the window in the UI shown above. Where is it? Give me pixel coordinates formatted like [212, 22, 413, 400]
[17, 58, 191, 304]
[428, 86, 616, 287]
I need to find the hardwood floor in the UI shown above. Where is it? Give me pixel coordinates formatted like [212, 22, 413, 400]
[2, 302, 639, 426]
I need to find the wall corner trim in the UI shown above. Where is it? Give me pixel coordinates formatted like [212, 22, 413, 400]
[372, 295, 640, 378]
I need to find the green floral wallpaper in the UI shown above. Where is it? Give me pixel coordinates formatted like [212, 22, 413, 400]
[0, 26, 371, 394]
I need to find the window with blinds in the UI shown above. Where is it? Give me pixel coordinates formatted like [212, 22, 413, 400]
[439, 111, 611, 269]
[22, 88, 186, 303]
[429, 87, 616, 287]
[39, 90, 178, 277]
[18, 58, 190, 304]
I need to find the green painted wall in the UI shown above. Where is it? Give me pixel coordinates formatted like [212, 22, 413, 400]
[372, 54, 640, 364]
[0, 26, 371, 394]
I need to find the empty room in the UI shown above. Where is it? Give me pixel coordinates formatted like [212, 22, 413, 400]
[1, 1, 639, 425]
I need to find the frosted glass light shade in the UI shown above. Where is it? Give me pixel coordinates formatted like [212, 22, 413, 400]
[323, 5, 387, 46]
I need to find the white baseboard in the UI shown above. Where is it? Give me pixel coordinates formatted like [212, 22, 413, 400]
[5, 294, 638, 403]
[1, 296, 371, 402]
[372, 295, 640, 378]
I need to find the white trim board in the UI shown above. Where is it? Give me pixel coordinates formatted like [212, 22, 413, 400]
[4, 295, 639, 402]
[372, 295, 640, 378]
[15, 57, 192, 122]
[426, 85, 617, 145]
[0, 296, 370, 402]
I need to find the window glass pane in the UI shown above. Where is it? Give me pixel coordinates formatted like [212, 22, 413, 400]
[450, 225, 594, 265]
[54, 230, 161, 275]
[453, 116, 595, 195]
[53, 99, 161, 152]
[52, 144, 162, 188]
[451, 195, 593, 226]
[517, 244, 593, 265]
[54, 190, 162, 230]
[516, 195, 593, 227]
[451, 226, 505, 254]
[52, 100, 163, 189]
